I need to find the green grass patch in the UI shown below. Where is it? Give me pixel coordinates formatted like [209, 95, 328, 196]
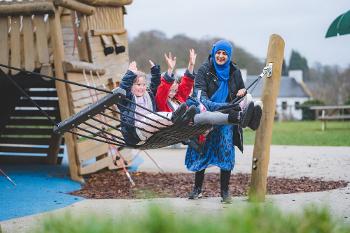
[244, 121, 350, 146]
[34, 204, 350, 233]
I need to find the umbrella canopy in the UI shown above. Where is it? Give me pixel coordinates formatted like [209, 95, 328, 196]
[326, 10, 350, 38]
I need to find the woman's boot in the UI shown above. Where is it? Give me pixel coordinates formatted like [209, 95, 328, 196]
[220, 169, 232, 203]
[188, 169, 205, 199]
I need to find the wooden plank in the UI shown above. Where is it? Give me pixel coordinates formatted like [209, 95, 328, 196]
[70, 89, 105, 101]
[76, 138, 109, 161]
[34, 16, 50, 65]
[0, 17, 9, 73]
[26, 90, 58, 97]
[0, 137, 51, 145]
[80, 155, 115, 175]
[12, 109, 59, 117]
[17, 99, 59, 108]
[0, 155, 63, 165]
[0, 146, 64, 154]
[319, 115, 350, 120]
[63, 61, 106, 75]
[7, 118, 55, 126]
[90, 29, 126, 36]
[22, 16, 35, 71]
[10, 16, 21, 75]
[2, 127, 54, 135]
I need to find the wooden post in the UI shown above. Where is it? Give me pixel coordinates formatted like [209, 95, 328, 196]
[49, 10, 83, 182]
[249, 34, 285, 201]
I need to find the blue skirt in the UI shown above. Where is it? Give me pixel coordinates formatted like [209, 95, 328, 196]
[185, 125, 235, 172]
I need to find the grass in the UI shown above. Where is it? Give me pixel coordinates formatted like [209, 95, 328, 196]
[34, 204, 350, 233]
[244, 121, 350, 146]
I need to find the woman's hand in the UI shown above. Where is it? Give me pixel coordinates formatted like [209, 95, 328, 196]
[237, 88, 247, 97]
[188, 48, 197, 74]
[164, 52, 176, 76]
[128, 61, 138, 73]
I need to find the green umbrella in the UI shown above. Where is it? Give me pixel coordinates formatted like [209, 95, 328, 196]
[325, 10, 350, 38]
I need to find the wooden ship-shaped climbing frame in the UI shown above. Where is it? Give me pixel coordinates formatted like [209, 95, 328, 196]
[0, 0, 133, 181]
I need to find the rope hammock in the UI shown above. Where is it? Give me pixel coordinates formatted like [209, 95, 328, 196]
[0, 63, 271, 150]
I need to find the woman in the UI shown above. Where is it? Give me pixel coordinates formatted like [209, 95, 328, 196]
[185, 39, 249, 203]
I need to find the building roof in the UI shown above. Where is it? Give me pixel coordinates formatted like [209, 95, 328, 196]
[245, 75, 311, 98]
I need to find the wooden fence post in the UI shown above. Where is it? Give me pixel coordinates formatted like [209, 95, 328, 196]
[249, 34, 285, 201]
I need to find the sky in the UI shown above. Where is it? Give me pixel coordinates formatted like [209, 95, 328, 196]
[124, 0, 350, 68]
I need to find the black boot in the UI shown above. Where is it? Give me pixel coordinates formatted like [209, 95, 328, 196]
[171, 103, 187, 123]
[248, 103, 262, 130]
[188, 169, 205, 199]
[220, 170, 232, 203]
[228, 110, 240, 124]
[240, 101, 254, 128]
[182, 105, 197, 124]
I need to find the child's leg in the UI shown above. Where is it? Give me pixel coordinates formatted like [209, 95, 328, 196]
[193, 111, 229, 125]
[135, 112, 173, 141]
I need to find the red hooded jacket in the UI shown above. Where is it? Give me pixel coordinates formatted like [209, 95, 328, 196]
[156, 70, 195, 112]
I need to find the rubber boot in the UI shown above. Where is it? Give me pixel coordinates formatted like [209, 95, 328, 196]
[188, 169, 205, 199]
[220, 169, 232, 203]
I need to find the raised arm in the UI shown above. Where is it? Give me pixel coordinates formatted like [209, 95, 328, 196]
[149, 59, 161, 96]
[175, 49, 197, 102]
[155, 53, 176, 111]
[119, 61, 138, 95]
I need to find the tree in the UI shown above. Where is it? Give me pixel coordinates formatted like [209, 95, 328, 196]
[288, 50, 310, 80]
[128, 31, 264, 75]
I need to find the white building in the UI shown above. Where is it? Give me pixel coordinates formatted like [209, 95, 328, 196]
[243, 69, 312, 120]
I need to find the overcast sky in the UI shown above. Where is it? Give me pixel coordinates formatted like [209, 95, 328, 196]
[125, 0, 350, 68]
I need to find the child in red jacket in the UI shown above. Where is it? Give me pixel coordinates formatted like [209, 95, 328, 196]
[156, 49, 196, 112]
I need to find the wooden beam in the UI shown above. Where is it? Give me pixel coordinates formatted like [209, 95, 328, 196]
[249, 34, 285, 202]
[10, 16, 21, 75]
[54, 0, 95, 15]
[22, 16, 35, 71]
[77, 0, 132, 7]
[49, 12, 83, 182]
[91, 29, 126, 36]
[47, 133, 63, 164]
[0, 17, 9, 74]
[63, 60, 106, 75]
[0, 155, 63, 165]
[0, 2, 55, 16]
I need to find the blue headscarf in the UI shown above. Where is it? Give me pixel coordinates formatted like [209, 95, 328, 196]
[210, 40, 233, 103]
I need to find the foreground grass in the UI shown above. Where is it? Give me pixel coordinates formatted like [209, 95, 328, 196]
[35, 204, 350, 233]
[244, 121, 350, 146]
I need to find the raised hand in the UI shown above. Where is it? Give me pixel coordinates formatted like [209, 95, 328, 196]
[149, 59, 155, 67]
[188, 48, 197, 74]
[164, 52, 176, 76]
[128, 61, 138, 73]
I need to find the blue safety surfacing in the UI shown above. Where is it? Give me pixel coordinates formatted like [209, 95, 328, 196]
[0, 164, 84, 221]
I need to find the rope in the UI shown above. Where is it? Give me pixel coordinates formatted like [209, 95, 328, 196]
[0, 64, 112, 94]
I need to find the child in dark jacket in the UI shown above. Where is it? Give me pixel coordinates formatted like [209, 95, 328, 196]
[118, 61, 174, 146]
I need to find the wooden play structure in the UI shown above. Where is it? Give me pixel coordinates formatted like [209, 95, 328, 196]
[0, 0, 132, 181]
[0, 0, 286, 202]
